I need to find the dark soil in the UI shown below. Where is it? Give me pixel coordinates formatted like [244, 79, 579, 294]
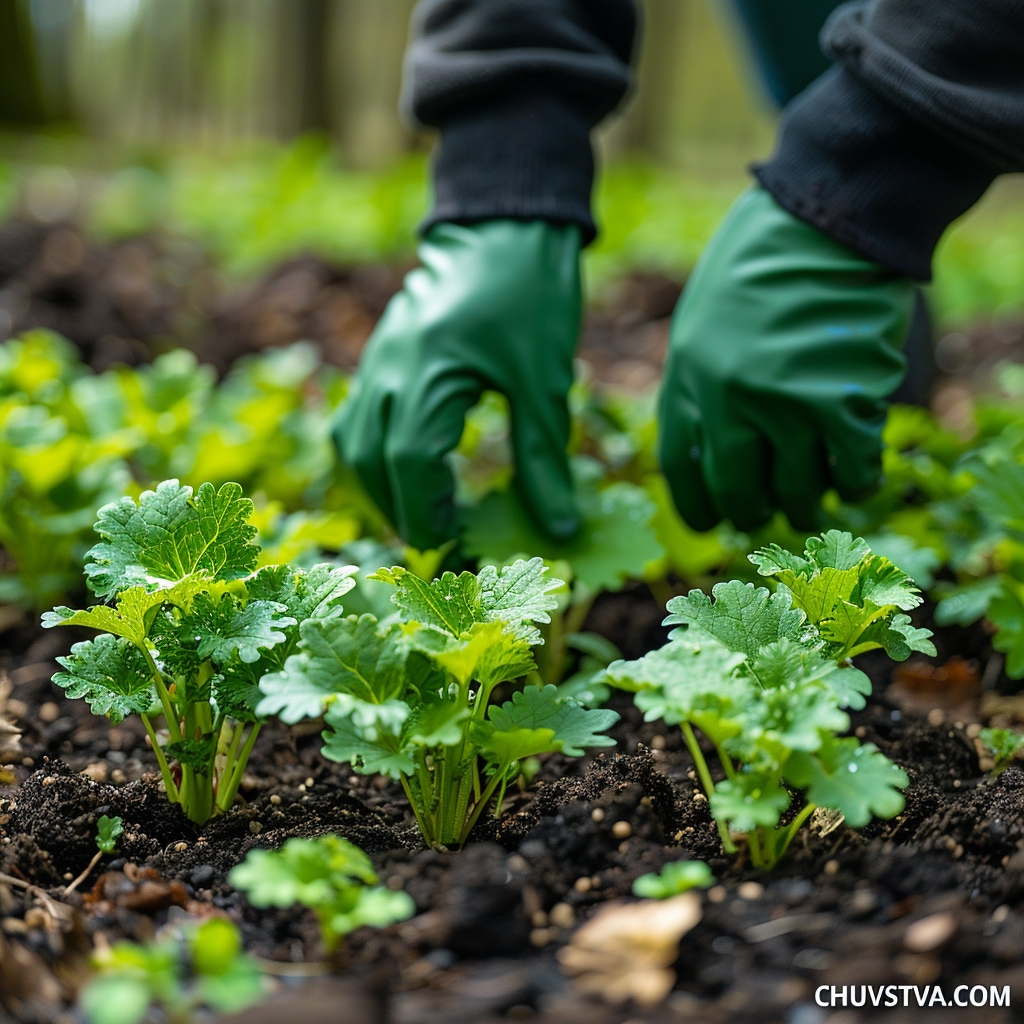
[3, 588, 1024, 1024]
[4, 221, 1024, 1021]
[0, 218, 684, 387]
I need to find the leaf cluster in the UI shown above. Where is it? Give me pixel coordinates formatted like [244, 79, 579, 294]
[605, 533, 920, 869]
[978, 727, 1024, 774]
[632, 860, 714, 900]
[44, 478, 356, 823]
[96, 814, 124, 854]
[228, 835, 414, 949]
[80, 918, 265, 1024]
[257, 557, 618, 847]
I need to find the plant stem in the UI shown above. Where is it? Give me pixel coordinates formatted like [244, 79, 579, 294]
[138, 645, 182, 743]
[64, 850, 102, 894]
[140, 712, 179, 802]
[458, 765, 508, 846]
[400, 775, 432, 843]
[747, 829, 765, 870]
[774, 802, 817, 863]
[680, 722, 736, 854]
[215, 724, 261, 814]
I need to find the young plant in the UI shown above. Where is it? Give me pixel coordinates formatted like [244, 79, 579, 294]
[66, 814, 125, 895]
[228, 835, 414, 950]
[80, 918, 265, 1024]
[43, 479, 357, 824]
[96, 814, 124, 853]
[606, 532, 932, 870]
[978, 727, 1024, 774]
[257, 557, 619, 848]
[632, 860, 714, 899]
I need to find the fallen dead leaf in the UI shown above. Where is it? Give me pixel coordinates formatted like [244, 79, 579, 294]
[558, 893, 702, 1006]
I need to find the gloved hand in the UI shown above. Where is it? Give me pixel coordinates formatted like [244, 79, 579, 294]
[333, 219, 582, 549]
[659, 187, 915, 533]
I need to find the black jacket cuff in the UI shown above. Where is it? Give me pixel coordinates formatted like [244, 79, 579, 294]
[422, 88, 597, 244]
[754, 65, 1000, 282]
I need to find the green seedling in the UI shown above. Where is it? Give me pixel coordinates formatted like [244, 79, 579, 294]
[606, 532, 930, 871]
[80, 917, 265, 1024]
[257, 557, 618, 848]
[632, 860, 714, 899]
[96, 814, 124, 853]
[229, 835, 414, 950]
[43, 479, 357, 824]
[979, 727, 1024, 774]
[65, 814, 125, 895]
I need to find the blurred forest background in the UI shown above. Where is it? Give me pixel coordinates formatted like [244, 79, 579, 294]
[0, 0, 775, 169]
[0, 0, 1022, 339]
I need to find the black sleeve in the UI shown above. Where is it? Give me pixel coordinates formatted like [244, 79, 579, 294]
[754, 0, 1024, 281]
[403, 0, 639, 244]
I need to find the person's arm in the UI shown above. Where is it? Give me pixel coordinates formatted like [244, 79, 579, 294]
[335, 2, 639, 549]
[659, 0, 1024, 533]
[404, 0, 639, 243]
[755, 0, 1024, 282]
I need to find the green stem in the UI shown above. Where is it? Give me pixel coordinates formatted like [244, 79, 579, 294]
[681, 722, 736, 854]
[712, 741, 738, 780]
[141, 712, 179, 803]
[400, 775, 432, 844]
[774, 802, 817, 863]
[459, 764, 509, 846]
[747, 829, 765, 870]
[138, 645, 182, 743]
[216, 724, 261, 814]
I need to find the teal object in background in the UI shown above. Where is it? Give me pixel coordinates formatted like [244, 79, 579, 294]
[727, 0, 842, 107]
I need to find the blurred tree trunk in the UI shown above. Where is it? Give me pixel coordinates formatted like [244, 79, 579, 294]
[0, 0, 49, 125]
[296, 0, 334, 134]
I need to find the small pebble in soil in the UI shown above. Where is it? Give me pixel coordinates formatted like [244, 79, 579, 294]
[529, 928, 552, 947]
[190, 865, 215, 887]
[693, 792, 706, 803]
[39, 702, 60, 723]
[42, 776, 54, 786]
[927, 708, 945, 726]
[21, 758, 33, 767]
[612, 821, 631, 839]
[62, 872, 72, 882]
[824, 859, 840, 876]
[650, 735, 665, 750]
[305, 777, 314, 787]
[574, 877, 592, 894]
[270, 794, 281, 804]
[590, 808, 605, 823]
[531, 911, 548, 928]
[82, 763, 107, 783]
[111, 769, 127, 784]
[249, 821, 263, 834]
[905, 912, 958, 952]
[738, 882, 764, 900]
[550, 903, 575, 928]
[174, 842, 187, 852]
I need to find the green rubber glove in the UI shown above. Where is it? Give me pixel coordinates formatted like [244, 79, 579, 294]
[334, 219, 582, 549]
[659, 187, 915, 533]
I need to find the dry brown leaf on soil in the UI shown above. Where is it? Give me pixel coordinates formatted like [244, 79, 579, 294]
[557, 893, 702, 1006]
